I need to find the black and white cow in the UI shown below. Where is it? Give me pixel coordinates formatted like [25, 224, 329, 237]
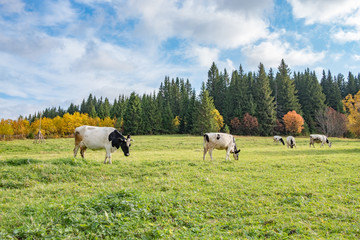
[273, 135, 285, 145]
[286, 136, 296, 148]
[310, 134, 331, 148]
[74, 125, 132, 164]
[203, 132, 240, 161]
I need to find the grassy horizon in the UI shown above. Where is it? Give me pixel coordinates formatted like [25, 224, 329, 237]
[1, 135, 360, 239]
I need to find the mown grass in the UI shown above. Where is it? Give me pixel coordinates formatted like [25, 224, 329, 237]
[0, 135, 360, 239]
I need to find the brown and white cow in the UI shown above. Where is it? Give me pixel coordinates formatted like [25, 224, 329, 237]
[203, 132, 240, 161]
[310, 134, 331, 148]
[74, 125, 132, 164]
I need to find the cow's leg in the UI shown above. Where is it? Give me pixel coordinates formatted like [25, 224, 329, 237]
[80, 147, 86, 159]
[73, 145, 80, 158]
[209, 149, 213, 161]
[226, 149, 231, 161]
[203, 147, 208, 160]
[104, 150, 111, 164]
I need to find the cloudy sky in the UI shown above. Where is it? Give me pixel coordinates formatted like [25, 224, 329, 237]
[1, 0, 360, 119]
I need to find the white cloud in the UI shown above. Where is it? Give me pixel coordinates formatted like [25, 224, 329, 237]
[242, 40, 325, 70]
[288, 0, 360, 24]
[353, 54, 360, 61]
[288, 0, 360, 44]
[187, 45, 219, 68]
[124, 0, 271, 48]
[0, 0, 24, 13]
[333, 29, 360, 43]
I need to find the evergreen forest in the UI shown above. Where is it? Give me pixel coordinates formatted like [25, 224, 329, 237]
[15, 60, 360, 137]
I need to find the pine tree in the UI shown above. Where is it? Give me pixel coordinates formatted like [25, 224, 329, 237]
[103, 98, 111, 118]
[346, 72, 357, 96]
[274, 59, 301, 119]
[253, 63, 276, 136]
[123, 92, 142, 134]
[294, 69, 326, 133]
[193, 82, 218, 134]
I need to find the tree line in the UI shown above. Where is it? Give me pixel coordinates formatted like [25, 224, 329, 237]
[2, 59, 360, 139]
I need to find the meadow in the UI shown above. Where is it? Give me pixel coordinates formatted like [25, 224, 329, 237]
[0, 135, 360, 239]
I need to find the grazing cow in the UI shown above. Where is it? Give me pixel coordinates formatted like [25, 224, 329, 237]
[273, 135, 285, 145]
[286, 136, 296, 148]
[74, 125, 132, 164]
[203, 132, 240, 161]
[310, 134, 331, 148]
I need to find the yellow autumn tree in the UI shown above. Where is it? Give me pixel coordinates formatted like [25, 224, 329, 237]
[12, 117, 29, 137]
[343, 90, 360, 136]
[0, 119, 14, 139]
[211, 109, 224, 132]
[283, 110, 304, 134]
[100, 117, 115, 127]
[172, 116, 180, 132]
[52, 116, 64, 136]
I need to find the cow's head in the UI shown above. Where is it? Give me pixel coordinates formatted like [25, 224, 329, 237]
[232, 145, 241, 160]
[109, 131, 132, 157]
[327, 139, 332, 148]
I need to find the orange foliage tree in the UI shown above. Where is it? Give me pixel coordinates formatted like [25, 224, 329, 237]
[343, 91, 360, 136]
[283, 110, 304, 134]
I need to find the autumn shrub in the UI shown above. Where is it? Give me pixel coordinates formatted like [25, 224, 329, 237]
[240, 113, 259, 136]
[230, 117, 241, 135]
[283, 110, 304, 135]
[315, 107, 347, 137]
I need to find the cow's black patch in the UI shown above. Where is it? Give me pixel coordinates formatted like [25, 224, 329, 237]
[217, 134, 220, 140]
[290, 139, 294, 148]
[204, 134, 210, 142]
[108, 130, 126, 150]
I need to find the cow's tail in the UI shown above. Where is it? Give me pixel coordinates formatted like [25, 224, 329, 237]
[204, 134, 209, 142]
[280, 138, 285, 145]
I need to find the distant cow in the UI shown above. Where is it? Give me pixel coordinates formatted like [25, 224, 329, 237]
[203, 133, 240, 161]
[310, 134, 331, 148]
[286, 136, 296, 148]
[274, 135, 285, 145]
[74, 125, 132, 164]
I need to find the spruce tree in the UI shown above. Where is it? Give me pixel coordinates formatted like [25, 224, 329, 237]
[274, 59, 301, 119]
[294, 69, 326, 133]
[346, 72, 357, 96]
[253, 63, 276, 136]
[123, 92, 142, 134]
[193, 82, 218, 134]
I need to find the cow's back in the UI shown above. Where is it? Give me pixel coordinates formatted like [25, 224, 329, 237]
[76, 126, 116, 149]
[310, 134, 325, 142]
[204, 132, 233, 149]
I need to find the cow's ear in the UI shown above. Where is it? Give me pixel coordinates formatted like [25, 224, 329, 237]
[235, 149, 241, 154]
[127, 134, 134, 141]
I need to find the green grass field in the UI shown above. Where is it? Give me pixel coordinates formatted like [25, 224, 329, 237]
[1, 135, 360, 239]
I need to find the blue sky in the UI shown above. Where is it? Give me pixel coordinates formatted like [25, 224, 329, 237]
[1, 0, 360, 119]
